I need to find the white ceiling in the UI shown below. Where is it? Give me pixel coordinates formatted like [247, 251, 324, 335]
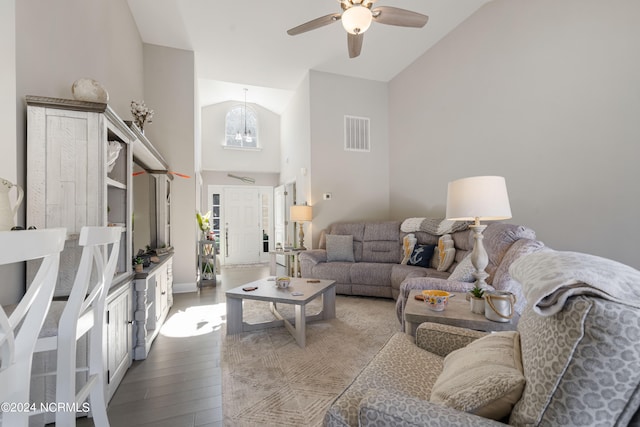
[127, 0, 490, 114]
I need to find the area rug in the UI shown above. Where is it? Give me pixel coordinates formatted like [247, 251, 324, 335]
[221, 295, 400, 426]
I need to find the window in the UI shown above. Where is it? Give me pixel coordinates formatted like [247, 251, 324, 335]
[225, 105, 258, 148]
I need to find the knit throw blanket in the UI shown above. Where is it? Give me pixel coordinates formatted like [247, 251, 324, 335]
[401, 218, 470, 235]
[510, 250, 640, 316]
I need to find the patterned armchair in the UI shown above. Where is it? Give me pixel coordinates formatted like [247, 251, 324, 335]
[325, 292, 640, 426]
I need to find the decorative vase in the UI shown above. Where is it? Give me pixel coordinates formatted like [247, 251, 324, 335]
[469, 295, 485, 314]
[71, 78, 109, 103]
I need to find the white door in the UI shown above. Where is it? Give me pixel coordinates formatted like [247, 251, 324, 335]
[225, 187, 261, 265]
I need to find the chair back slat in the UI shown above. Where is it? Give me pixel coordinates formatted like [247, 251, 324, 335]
[0, 228, 66, 395]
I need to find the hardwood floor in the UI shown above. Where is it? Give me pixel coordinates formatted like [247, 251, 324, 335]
[74, 264, 270, 427]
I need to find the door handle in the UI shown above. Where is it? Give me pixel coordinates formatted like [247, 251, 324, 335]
[225, 223, 229, 257]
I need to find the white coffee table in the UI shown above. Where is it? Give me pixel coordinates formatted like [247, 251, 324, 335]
[225, 277, 336, 347]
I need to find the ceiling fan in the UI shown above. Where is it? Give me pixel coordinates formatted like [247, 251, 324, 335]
[287, 0, 429, 59]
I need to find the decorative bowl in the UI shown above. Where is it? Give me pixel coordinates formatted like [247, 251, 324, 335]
[275, 277, 291, 289]
[422, 290, 451, 312]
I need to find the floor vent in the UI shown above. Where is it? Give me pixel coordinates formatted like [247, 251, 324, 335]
[344, 115, 370, 152]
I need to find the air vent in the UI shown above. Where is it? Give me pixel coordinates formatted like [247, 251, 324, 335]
[344, 115, 370, 152]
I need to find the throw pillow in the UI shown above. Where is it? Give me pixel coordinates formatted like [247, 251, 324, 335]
[325, 234, 355, 262]
[431, 234, 456, 271]
[447, 254, 475, 282]
[407, 244, 436, 268]
[401, 233, 417, 265]
[430, 331, 525, 420]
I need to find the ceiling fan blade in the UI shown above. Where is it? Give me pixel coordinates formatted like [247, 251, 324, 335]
[287, 13, 342, 36]
[348, 33, 364, 58]
[371, 6, 428, 28]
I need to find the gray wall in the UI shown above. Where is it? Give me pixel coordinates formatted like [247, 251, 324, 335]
[9, 2, 198, 298]
[0, 0, 19, 305]
[389, 0, 640, 268]
[7, 0, 144, 305]
[143, 44, 196, 288]
[280, 74, 312, 218]
[309, 71, 390, 247]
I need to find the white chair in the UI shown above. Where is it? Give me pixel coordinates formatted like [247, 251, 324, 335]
[33, 226, 121, 427]
[0, 228, 66, 427]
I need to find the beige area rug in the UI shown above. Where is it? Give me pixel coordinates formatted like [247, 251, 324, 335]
[221, 295, 400, 426]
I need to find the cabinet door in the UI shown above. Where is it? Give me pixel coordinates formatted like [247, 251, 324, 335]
[155, 265, 168, 322]
[107, 286, 133, 400]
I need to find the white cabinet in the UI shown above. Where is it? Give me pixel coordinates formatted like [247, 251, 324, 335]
[133, 254, 173, 360]
[26, 96, 134, 292]
[26, 97, 136, 417]
[106, 281, 134, 401]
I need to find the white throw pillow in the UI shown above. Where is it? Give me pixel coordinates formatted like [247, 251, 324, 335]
[430, 331, 525, 420]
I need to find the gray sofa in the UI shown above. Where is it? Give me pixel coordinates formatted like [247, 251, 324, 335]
[299, 221, 542, 307]
[324, 251, 640, 427]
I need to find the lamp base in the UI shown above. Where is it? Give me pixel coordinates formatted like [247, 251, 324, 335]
[298, 223, 307, 250]
[469, 223, 489, 289]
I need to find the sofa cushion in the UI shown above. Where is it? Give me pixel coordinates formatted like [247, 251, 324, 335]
[407, 244, 436, 267]
[350, 263, 392, 287]
[430, 331, 525, 420]
[363, 221, 400, 242]
[362, 240, 400, 264]
[308, 262, 352, 284]
[326, 234, 355, 262]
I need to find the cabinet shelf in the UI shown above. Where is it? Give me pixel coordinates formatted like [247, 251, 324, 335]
[106, 177, 127, 190]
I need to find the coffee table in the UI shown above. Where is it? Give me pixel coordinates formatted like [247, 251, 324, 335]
[225, 277, 336, 347]
[404, 289, 519, 337]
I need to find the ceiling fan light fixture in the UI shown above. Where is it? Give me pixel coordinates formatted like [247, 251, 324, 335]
[341, 5, 372, 35]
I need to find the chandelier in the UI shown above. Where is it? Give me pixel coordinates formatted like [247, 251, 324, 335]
[235, 88, 253, 143]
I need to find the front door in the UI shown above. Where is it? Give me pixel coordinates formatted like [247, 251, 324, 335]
[225, 187, 261, 265]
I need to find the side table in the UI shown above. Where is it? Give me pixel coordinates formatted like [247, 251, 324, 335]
[269, 249, 301, 277]
[404, 289, 519, 337]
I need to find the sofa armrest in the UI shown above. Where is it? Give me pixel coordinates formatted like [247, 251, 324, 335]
[415, 322, 487, 357]
[298, 249, 327, 265]
[358, 391, 505, 427]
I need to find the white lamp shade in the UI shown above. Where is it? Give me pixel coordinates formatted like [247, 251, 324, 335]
[445, 176, 512, 221]
[290, 205, 313, 222]
[341, 5, 372, 34]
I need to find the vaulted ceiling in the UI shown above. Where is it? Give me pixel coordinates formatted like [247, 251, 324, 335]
[128, 0, 490, 113]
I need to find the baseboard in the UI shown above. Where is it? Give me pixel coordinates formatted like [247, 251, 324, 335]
[173, 282, 197, 293]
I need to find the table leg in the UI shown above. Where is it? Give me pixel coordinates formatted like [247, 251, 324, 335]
[294, 304, 306, 347]
[269, 253, 276, 276]
[322, 286, 336, 320]
[226, 297, 243, 334]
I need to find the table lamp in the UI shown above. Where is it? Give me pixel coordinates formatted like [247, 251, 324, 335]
[290, 204, 313, 250]
[445, 176, 512, 289]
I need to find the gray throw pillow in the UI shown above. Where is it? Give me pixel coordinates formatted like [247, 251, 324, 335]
[326, 234, 355, 262]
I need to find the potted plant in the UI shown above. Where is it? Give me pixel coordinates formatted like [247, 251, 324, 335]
[134, 257, 144, 273]
[196, 210, 211, 240]
[469, 284, 485, 314]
